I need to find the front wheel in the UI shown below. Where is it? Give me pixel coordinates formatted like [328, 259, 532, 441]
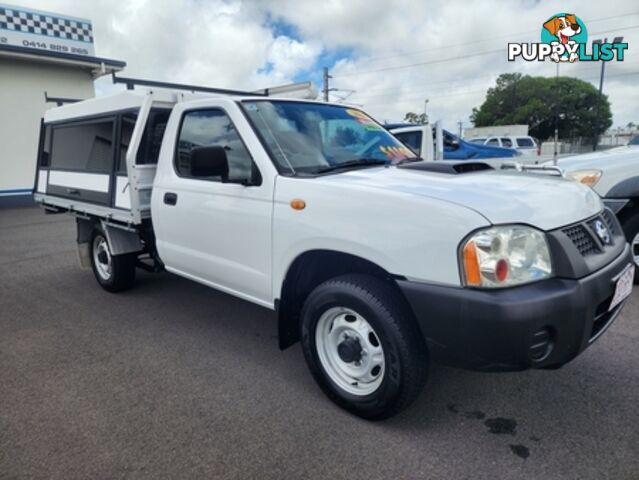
[301, 274, 428, 420]
[90, 227, 137, 292]
[621, 212, 639, 284]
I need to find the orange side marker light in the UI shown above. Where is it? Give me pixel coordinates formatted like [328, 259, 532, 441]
[463, 240, 481, 286]
[290, 199, 306, 210]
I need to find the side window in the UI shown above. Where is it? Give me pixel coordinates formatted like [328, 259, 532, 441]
[516, 137, 535, 147]
[39, 124, 52, 167]
[138, 109, 171, 165]
[117, 109, 172, 173]
[500, 137, 513, 147]
[394, 131, 422, 155]
[486, 137, 500, 146]
[50, 120, 115, 173]
[443, 132, 459, 150]
[176, 109, 256, 183]
[118, 113, 137, 173]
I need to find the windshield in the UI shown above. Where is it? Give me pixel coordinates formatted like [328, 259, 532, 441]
[242, 101, 416, 175]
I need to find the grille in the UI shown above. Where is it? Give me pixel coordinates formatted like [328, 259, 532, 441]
[590, 294, 617, 343]
[562, 224, 600, 256]
[601, 209, 617, 235]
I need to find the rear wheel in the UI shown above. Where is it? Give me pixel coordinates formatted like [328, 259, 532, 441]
[90, 227, 136, 292]
[300, 274, 428, 420]
[621, 213, 639, 284]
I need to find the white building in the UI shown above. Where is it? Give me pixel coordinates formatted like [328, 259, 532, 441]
[0, 3, 125, 207]
[463, 124, 529, 140]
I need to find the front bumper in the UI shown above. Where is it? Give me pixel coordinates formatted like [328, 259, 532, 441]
[398, 244, 633, 371]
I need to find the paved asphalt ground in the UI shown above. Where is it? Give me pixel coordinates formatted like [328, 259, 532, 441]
[1, 207, 638, 480]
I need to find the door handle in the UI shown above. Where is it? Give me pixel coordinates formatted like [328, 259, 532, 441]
[163, 192, 177, 206]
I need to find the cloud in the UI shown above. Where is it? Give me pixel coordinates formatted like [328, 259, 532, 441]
[14, 0, 639, 129]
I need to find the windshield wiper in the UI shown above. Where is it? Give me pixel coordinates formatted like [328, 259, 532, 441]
[314, 158, 388, 174]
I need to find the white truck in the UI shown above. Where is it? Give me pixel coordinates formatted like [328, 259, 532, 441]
[554, 137, 639, 283]
[34, 78, 634, 419]
[388, 123, 540, 166]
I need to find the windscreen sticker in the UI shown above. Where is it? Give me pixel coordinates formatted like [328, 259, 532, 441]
[345, 108, 384, 131]
[379, 145, 414, 162]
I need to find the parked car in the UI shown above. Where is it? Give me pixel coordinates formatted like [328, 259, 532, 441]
[387, 123, 521, 163]
[468, 135, 539, 158]
[34, 85, 634, 419]
[554, 140, 639, 283]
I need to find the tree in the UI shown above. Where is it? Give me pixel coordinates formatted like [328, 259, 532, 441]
[403, 112, 428, 124]
[332, 126, 363, 146]
[471, 73, 612, 141]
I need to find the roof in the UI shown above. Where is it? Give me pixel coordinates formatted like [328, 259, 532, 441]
[384, 122, 421, 130]
[44, 91, 153, 123]
[43, 87, 356, 123]
[0, 43, 125, 78]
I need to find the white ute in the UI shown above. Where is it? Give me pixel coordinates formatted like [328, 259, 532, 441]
[34, 78, 634, 419]
[556, 136, 639, 283]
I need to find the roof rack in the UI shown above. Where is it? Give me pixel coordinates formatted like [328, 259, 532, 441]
[111, 73, 268, 97]
[44, 92, 81, 106]
[111, 74, 319, 100]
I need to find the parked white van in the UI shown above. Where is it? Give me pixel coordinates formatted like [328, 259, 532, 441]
[469, 135, 539, 158]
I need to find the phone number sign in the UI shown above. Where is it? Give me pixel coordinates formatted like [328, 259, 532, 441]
[0, 3, 94, 57]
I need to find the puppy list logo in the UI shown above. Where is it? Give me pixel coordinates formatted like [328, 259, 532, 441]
[508, 13, 628, 63]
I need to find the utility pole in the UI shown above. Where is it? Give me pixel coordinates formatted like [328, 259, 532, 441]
[592, 38, 606, 151]
[553, 62, 559, 165]
[322, 67, 331, 102]
[458, 121, 463, 137]
[592, 36, 622, 151]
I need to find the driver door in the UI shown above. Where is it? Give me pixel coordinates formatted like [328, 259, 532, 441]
[153, 106, 273, 306]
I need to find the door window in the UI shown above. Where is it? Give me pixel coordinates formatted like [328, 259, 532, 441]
[176, 109, 257, 183]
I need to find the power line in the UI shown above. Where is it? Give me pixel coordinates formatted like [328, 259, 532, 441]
[359, 70, 639, 107]
[336, 48, 504, 77]
[352, 12, 639, 66]
[333, 24, 639, 78]
[347, 59, 639, 101]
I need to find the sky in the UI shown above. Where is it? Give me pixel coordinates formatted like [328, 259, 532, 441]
[12, 0, 639, 133]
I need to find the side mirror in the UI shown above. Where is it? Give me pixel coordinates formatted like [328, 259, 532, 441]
[190, 145, 229, 179]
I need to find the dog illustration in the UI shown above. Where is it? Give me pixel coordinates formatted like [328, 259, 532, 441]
[543, 14, 581, 62]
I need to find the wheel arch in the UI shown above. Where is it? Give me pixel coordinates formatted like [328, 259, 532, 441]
[276, 249, 413, 350]
[607, 176, 639, 204]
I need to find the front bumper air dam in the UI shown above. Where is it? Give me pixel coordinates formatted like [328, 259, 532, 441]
[397, 244, 633, 371]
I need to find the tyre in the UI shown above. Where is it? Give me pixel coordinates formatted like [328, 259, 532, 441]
[621, 212, 639, 284]
[300, 274, 428, 420]
[90, 226, 137, 292]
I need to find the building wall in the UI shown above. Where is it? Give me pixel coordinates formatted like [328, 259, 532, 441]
[0, 57, 94, 204]
[463, 124, 529, 139]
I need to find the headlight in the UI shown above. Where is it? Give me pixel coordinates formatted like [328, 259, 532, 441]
[566, 169, 602, 187]
[461, 226, 552, 288]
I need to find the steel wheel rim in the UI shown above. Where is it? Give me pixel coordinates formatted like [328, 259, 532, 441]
[315, 307, 385, 396]
[93, 235, 112, 281]
[633, 232, 639, 267]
